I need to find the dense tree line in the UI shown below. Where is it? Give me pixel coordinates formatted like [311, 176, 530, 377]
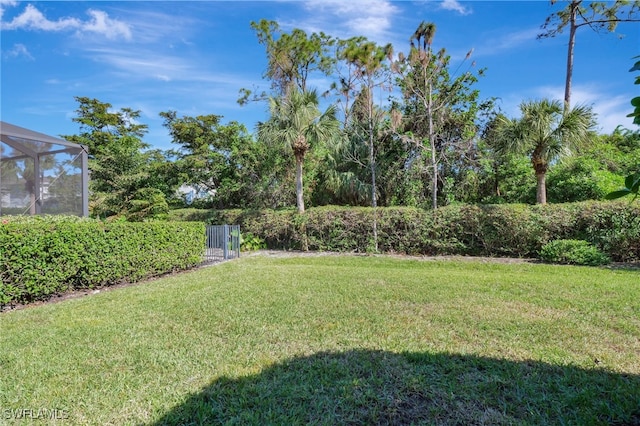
[62, 9, 640, 220]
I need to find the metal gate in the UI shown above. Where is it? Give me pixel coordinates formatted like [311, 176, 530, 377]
[205, 225, 240, 263]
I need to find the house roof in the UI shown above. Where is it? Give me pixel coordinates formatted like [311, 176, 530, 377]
[0, 121, 87, 160]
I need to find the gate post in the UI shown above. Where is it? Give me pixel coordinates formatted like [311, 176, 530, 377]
[223, 224, 229, 260]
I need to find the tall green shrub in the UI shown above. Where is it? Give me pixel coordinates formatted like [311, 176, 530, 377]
[171, 201, 640, 262]
[0, 217, 204, 306]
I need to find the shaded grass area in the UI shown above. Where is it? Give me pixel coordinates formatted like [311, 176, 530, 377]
[0, 255, 638, 425]
[155, 350, 639, 426]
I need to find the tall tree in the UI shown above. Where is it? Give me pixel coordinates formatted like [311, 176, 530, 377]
[64, 96, 147, 156]
[337, 37, 393, 251]
[494, 99, 596, 204]
[539, 0, 640, 107]
[63, 97, 168, 219]
[257, 89, 340, 213]
[238, 19, 335, 104]
[239, 19, 353, 213]
[161, 111, 283, 209]
[394, 21, 485, 209]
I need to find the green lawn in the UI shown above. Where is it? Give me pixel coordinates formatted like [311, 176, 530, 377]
[1, 254, 638, 425]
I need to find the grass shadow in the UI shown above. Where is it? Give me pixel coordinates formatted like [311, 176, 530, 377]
[150, 349, 640, 425]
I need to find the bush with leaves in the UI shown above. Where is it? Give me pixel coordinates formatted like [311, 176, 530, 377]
[547, 157, 622, 202]
[171, 201, 640, 262]
[606, 171, 640, 203]
[606, 58, 640, 204]
[0, 217, 204, 307]
[125, 187, 170, 222]
[539, 239, 610, 266]
[628, 57, 640, 125]
[240, 233, 267, 251]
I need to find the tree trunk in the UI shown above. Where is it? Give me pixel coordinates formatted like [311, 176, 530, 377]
[532, 152, 548, 204]
[369, 127, 378, 253]
[294, 152, 309, 251]
[428, 83, 438, 210]
[494, 162, 501, 197]
[536, 172, 547, 205]
[431, 143, 438, 209]
[367, 78, 378, 253]
[564, 0, 579, 108]
[295, 153, 305, 214]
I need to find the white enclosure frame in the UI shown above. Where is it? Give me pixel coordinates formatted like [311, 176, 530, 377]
[0, 121, 89, 217]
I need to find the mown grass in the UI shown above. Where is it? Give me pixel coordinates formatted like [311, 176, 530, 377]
[0, 254, 638, 425]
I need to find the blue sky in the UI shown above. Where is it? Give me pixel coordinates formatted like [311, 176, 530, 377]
[1, 1, 638, 151]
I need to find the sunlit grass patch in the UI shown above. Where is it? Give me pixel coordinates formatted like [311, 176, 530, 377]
[0, 254, 638, 425]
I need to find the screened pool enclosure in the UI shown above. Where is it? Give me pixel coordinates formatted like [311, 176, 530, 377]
[0, 121, 89, 217]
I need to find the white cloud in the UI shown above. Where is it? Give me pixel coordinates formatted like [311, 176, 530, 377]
[493, 28, 539, 51]
[1, 3, 131, 40]
[4, 43, 33, 60]
[474, 27, 540, 57]
[299, 0, 400, 43]
[2, 4, 80, 31]
[0, 0, 18, 21]
[592, 95, 635, 133]
[440, 0, 472, 16]
[82, 10, 132, 40]
[84, 47, 190, 82]
[83, 46, 254, 90]
[116, 9, 197, 44]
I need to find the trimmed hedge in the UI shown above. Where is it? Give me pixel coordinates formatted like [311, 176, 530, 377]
[170, 201, 640, 262]
[0, 216, 205, 307]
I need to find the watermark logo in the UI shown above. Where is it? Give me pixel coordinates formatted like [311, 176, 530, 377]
[2, 408, 69, 420]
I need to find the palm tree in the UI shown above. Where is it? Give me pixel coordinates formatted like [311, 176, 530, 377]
[257, 89, 340, 213]
[495, 99, 595, 204]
